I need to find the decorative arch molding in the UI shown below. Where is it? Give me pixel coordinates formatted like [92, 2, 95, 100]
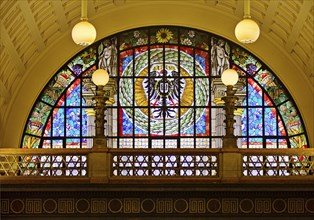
[21, 26, 309, 151]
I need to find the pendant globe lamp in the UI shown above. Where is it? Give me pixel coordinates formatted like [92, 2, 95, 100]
[72, 0, 96, 46]
[235, 0, 260, 43]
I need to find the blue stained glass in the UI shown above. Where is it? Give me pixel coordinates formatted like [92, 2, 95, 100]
[134, 126, 148, 135]
[182, 124, 195, 135]
[248, 84, 262, 106]
[67, 81, 81, 106]
[122, 56, 133, 72]
[53, 108, 64, 136]
[264, 108, 277, 136]
[241, 108, 248, 136]
[66, 108, 81, 136]
[122, 110, 133, 135]
[248, 108, 263, 136]
[195, 55, 206, 71]
[82, 108, 87, 136]
[195, 112, 206, 135]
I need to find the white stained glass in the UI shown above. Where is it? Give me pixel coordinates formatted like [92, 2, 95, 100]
[181, 138, 194, 148]
[196, 138, 210, 148]
[120, 139, 133, 148]
[165, 139, 177, 148]
[152, 139, 163, 148]
[135, 138, 148, 148]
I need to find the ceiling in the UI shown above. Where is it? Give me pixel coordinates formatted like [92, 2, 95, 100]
[0, 0, 313, 145]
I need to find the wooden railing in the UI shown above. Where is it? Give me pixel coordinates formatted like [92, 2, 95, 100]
[0, 147, 313, 184]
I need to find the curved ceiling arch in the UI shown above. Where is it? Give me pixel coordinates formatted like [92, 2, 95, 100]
[0, 0, 313, 147]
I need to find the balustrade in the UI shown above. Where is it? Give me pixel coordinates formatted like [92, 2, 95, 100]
[0, 147, 313, 184]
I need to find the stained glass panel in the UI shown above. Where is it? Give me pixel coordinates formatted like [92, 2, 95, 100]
[22, 26, 308, 151]
[40, 69, 75, 106]
[22, 135, 41, 149]
[279, 101, 304, 136]
[26, 101, 52, 136]
[66, 79, 81, 106]
[254, 69, 288, 105]
[52, 108, 64, 137]
[232, 47, 262, 74]
[248, 108, 263, 136]
[264, 108, 277, 136]
[68, 48, 97, 75]
[150, 27, 178, 44]
[66, 108, 81, 137]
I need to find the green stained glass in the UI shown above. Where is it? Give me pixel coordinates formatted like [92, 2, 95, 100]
[195, 78, 210, 106]
[68, 47, 96, 75]
[119, 29, 148, 50]
[119, 78, 134, 106]
[26, 101, 52, 136]
[180, 28, 208, 50]
[232, 47, 262, 75]
[22, 135, 40, 149]
[254, 69, 288, 105]
[289, 134, 308, 148]
[41, 69, 75, 105]
[279, 101, 304, 136]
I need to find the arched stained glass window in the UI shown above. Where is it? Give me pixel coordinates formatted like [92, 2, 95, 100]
[21, 26, 309, 151]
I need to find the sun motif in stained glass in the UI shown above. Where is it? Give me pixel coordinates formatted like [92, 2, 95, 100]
[156, 28, 173, 43]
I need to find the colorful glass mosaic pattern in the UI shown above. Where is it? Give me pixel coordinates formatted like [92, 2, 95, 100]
[21, 26, 308, 150]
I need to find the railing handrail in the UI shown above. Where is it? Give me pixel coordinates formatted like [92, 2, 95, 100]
[109, 148, 222, 154]
[0, 147, 313, 155]
[0, 148, 92, 155]
[238, 148, 314, 155]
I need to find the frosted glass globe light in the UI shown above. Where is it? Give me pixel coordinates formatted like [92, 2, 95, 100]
[72, 21, 97, 46]
[235, 18, 260, 43]
[221, 69, 239, 86]
[92, 69, 109, 86]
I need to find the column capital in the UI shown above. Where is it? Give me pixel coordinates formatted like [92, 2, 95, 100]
[85, 109, 95, 116]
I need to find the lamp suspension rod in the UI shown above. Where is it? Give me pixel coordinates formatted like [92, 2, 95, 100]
[243, 0, 251, 19]
[81, 0, 88, 20]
